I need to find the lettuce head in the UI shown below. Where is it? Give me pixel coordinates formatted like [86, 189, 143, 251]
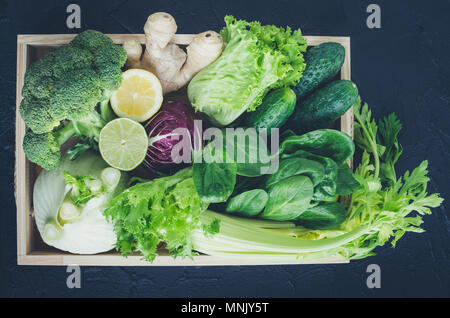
[188, 15, 307, 126]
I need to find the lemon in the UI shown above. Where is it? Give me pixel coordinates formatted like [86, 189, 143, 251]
[110, 69, 163, 122]
[99, 118, 148, 171]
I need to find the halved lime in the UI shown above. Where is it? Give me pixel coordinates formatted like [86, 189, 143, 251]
[99, 118, 148, 171]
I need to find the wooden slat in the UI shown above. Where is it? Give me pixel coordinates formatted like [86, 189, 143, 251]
[16, 34, 353, 266]
[15, 39, 34, 258]
[17, 34, 194, 46]
[340, 37, 353, 141]
[17, 251, 348, 266]
[17, 34, 351, 47]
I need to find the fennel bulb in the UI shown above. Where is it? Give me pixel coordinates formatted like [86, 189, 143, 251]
[33, 151, 127, 254]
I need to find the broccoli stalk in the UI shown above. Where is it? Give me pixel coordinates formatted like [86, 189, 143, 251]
[98, 91, 117, 123]
[99, 99, 116, 123]
[20, 30, 127, 170]
[23, 105, 111, 170]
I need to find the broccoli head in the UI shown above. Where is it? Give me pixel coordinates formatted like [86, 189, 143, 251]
[23, 110, 105, 170]
[20, 30, 127, 169]
[23, 129, 61, 171]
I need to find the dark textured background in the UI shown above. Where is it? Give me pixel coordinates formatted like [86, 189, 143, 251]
[1, 0, 449, 298]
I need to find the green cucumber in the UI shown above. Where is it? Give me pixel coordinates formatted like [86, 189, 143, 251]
[292, 42, 346, 99]
[242, 87, 296, 133]
[288, 80, 358, 133]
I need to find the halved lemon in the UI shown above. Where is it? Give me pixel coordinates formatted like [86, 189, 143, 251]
[110, 69, 163, 122]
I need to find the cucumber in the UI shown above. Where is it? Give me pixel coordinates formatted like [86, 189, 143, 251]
[287, 80, 358, 133]
[242, 87, 296, 132]
[293, 42, 346, 99]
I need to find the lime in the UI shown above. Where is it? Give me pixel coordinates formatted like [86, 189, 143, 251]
[99, 118, 148, 171]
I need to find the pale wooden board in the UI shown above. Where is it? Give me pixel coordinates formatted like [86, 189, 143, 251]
[16, 34, 353, 266]
[17, 34, 193, 45]
[18, 253, 348, 266]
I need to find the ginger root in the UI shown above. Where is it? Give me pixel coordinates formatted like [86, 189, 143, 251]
[123, 12, 224, 94]
[122, 39, 142, 69]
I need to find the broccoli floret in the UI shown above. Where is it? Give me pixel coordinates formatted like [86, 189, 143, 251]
[72, 30, 127, 121]
[20, 30, 127, 169]
[23, 110, 105, 170]
[23, 129, 61, 171]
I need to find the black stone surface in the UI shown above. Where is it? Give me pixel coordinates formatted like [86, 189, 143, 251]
[0, 0, 449, 297]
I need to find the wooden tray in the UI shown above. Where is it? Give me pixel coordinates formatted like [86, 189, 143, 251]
[15, 34, 353, 266]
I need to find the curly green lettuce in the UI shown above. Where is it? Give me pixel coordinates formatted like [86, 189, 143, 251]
[103, 168, 209, 261]
[188, 15, 307, 126]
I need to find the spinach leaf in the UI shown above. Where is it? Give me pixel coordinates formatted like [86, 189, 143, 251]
[223, 131, 272, 177]
[265, 157, 325, 189]
[233, 175, 266, 195]
[226, 189, 268, 217]
[280, 129, 354, 164]
[295, 202, 346, 229]
[261, 175, 313, 221]
[193, 146, 237, 203]
[336, 163, 360, 195]
[281, 149, 338, 202]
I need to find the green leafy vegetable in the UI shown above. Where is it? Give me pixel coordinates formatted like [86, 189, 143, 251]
[188, 15, 307, 126]
[190, 98, 443, 261]
[378, 113, 403, 185]
[295, 202, 347, 230]
[223, 130, 272, 177]
[103, 168, 210, 261]
[335, 163, 360, 195]
[261, 175, 314, 221]
[192, 146, 237, 203]
[66, 136, 98, 161]
[226, 189, 268, 217]
[63, 171, 105, 206]
[328, 98, 444, 258]
[265, 157, 325, 189]
[279, 129, 355, 164]
[281, 149, 339, 202]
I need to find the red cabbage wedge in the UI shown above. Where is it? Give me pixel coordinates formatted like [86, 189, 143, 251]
[143, 101, 199, 173]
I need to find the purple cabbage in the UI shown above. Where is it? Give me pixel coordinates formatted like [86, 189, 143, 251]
[144, 101, 199, 173]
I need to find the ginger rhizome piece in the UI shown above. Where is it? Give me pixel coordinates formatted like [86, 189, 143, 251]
[123, 12, 224, 94]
